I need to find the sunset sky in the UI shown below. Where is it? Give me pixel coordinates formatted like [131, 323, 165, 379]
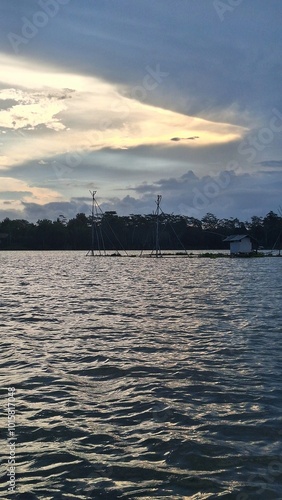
[0, 0, 282, 221]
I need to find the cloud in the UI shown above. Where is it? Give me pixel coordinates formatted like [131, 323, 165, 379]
[102, 168, 282, 221]
[257, 160, 282, 169]
[0, 87, 70, 131]
[0, 1, 281, 126]
[21, 200, 91, 223]
[0, 1, 281, 224]
[170, 136, 199, 142]
[0, 176, 63, 214]
[0, 53, 248, 174]
[0, 98, 18, 110]
[1, 169, 282, 223]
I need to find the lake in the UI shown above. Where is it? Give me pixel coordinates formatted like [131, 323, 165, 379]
[1, 251, 282, 499]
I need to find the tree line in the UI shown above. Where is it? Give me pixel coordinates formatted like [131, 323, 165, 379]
[0, 210, 281, 251]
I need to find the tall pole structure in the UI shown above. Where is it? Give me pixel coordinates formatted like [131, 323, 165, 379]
[155, 194, 162, 258]
[86, 190, 127, 257]
[87, 190, 105, 256]
[90, 190, 96, 256]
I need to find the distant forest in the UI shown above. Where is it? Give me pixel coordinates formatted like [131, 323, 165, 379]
[0, 211, 282, 251]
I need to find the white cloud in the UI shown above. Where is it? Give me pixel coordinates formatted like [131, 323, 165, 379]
[0, 88, 68, 131]
[0, 176, 63, 213]
[0, 53, 248, 174]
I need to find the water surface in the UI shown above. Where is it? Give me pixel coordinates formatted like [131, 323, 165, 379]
[1, 251, 282, 499]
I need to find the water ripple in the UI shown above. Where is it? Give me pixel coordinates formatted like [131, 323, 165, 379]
[0, 251, 282, 498]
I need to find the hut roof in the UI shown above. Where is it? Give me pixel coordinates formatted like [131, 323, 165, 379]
[223, 234, 250, 242]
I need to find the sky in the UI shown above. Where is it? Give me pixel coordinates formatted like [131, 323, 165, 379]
[0, 0, 282, 222]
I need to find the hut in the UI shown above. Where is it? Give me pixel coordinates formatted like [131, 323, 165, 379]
[223, 234, 252, 255]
